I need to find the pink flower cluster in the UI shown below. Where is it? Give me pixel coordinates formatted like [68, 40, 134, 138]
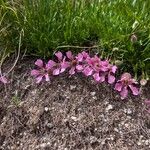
[115, 73, 139, 99]
[31, 51, 140, 99]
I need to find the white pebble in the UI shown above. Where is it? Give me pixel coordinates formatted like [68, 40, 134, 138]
[124, 123, 129, 128]
[71, 116, 78, 121]
[70, 85, 76, 90]
[145, 140, 149, 145]
[44, 107, 49, 112]
[105, 104, 113, 111]
[90, 92, 96, 96]
[93, 96, 97, 100]
[114, 128, 119, 132]
[127, 116, 132, 119]
[40, 143, 47, 148]
[127, 108, 132, 114]
[101, 140, 105, 145]
[46, 123, 53, 128]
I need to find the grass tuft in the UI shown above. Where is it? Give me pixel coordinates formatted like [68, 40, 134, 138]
[0, 0, 150, 79]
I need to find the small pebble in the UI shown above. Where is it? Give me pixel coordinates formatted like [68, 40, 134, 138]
[101, 140, 105, 145]
[141, 140, 145, 143]
[140, 135, 143, 138]
[46, 123, 53, 129]
[47, 142, 50, 145]
[40, 143, 47, 148]
[127, 116, 132, 119]
[90, 92, 96, 96]
[93, 96, 97, 100]
[44, 107, 49, 112]
[90, 136, 97, 143]
[145, 140, 149, 145]
[121, 121, 125, 125]
[124, 123, 129, 128]
[70, 85, 76, 90]
[105, 104, 113, 111]
[71, 116, 78, 121]
[114, 128, 119, 132]
[110, 135, 114, 141]
[16, 141, 20, 145]
[126, 108, 132, 115]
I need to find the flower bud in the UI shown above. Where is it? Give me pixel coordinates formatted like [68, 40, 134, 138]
[140, 79, 147, 86]
[121, 72, 132, 81]
[131, 34, 137, 43]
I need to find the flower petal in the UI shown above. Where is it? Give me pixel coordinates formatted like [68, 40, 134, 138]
[82, 66, 93, 76]
[76, 65, 83, 71]
[101, 60, 109, 66]
[45, 74, 50, 81]
[60, 68, 66, 73]
[35, 59, 43, 67]
[111, 65, 117, 74]
[66, 51, 73, 60]
[129, 85, 139, 95]
[36, 76, 43, 83]
[53, 68, 60, 75]
[31, 69, 40, 76]
[55, 51, 63, 60]
[99, 74, 105, 82]
[131, 79, 138, 84]
[120, 87, 128, 99]
[93, 73, 101, 82]
[121, 72, 131, 81]
[101, 67, 108, 72]
[115, 83, 122, 91]
[61, 61, 70, 69]
[69, 67, 75, 75]
[76, 53, 83, 62]
[82, 51, 89, 59]
[108, 74, 115, 84]
[47, 60, 56, 69]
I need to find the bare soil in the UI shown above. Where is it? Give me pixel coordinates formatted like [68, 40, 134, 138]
[0, 57, 150, 150]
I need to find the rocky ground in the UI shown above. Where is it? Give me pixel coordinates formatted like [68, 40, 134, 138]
[0, 57, 150, 150]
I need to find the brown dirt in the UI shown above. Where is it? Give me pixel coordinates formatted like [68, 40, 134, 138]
[0, 57, 150, 150]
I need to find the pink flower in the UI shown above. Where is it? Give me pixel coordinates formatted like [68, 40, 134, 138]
[92, 62, 117, 84]
[81, 51, 90, 60]
[0, 75, 8, 84]
[85, 56, 109, 82]
[31, 59, 51, 83]
[115, 73, 139, 99]
[107, 64, 117, 84]
[88, 56, 109, 72]
[75, 51, 92, 76]
[82, 66, 93, 76]
[47, 51, 69, 75]
[66, 51, 84, 75]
